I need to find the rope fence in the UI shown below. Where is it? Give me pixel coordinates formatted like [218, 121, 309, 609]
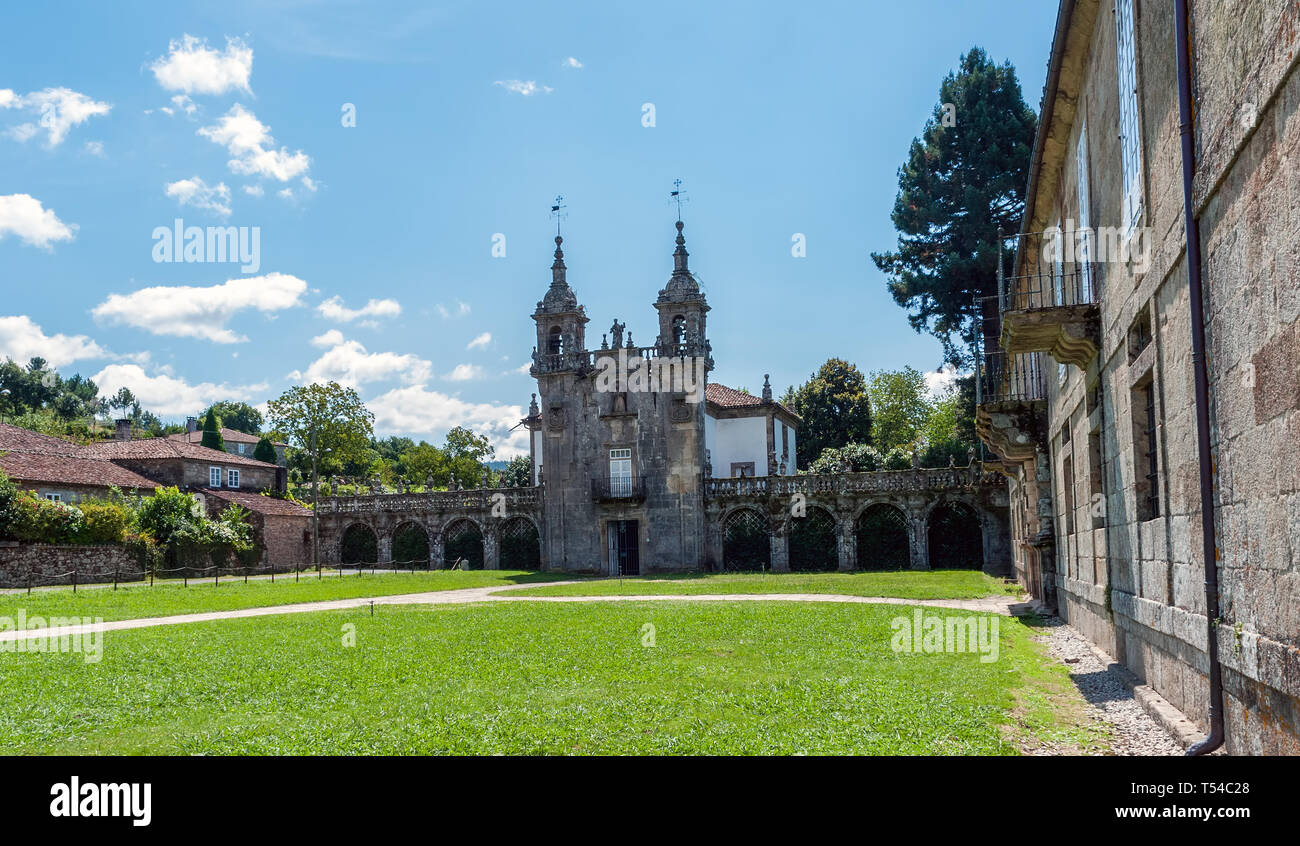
[3, 556, 477, 594]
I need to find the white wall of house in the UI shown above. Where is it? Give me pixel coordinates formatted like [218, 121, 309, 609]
[705, 413, 770, 477]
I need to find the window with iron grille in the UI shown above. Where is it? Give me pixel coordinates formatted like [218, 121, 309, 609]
[609, 448, 632, 496]
[1115, 0, 1143, 235]
[1131, 380, 1160, 521]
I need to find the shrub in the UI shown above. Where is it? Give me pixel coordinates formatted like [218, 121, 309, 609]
[0, 471, 20, 540]
[808, 443, 883, 474]
[253, 437, 277, 463]
[11, 494, 85, 544]
[75, 500, 131, 544]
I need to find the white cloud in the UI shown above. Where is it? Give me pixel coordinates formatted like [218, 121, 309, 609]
[0, 87, 111, 146]
[317, 295, 401, 323]
[198, 104, 310, 182]
[493, 79, 552, 96]
[170, 94, 197, 116]
[512, 362, 532, 375]
[466, 332, 491, 350]
[367, 385, 529, 457]
[83, 140, 104, 157]
[242, 184, 264, 197]
[925, 364, 961, 398]
[92, 362, 263, 417]
[436, 301, 470, 319]
[92, 273, 307, 343]
[150, 35, 253, 95]
[290, 335, 431, 388]
[0, 194, 77, 249]
[562, 57, 583, 68]
[0, 315, 109, 368]
[445, 363, 483, 381]
[164, 176, 232, 217]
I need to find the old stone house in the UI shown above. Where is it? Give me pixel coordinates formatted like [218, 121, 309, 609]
[0, 421, 310, 569]
[169, 418, 289, 466]
[978, 0, 1300, 754]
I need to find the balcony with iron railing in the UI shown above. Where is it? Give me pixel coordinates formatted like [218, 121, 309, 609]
[591, 475, 646, 502]
[997, 229, 1100, 368]
[974, 349, 1049, 464]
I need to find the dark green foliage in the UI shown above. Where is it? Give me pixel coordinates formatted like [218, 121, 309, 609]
[786, 358, 873, 469]
[200, 408, 225, 452]
[872, 47, 1038, 365]
[253, 437, 278, 464]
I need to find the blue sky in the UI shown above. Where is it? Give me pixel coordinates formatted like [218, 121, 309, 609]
[0, 0, 1058, 457]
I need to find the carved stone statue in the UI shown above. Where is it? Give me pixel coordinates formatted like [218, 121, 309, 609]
[609, 318, 625, 348]
[704, 449, 713, 479]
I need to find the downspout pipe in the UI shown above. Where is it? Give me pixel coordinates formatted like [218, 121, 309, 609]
[1174, 0, 1225, 756]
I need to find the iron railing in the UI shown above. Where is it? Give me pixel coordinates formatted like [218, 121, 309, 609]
[999, 228, 1099, 312]
[976, 351, 1047, 404]
[591, 476, 646, 501]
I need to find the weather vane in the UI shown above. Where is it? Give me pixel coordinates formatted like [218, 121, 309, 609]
[670, 179, 688, 220]
[550, 195, 568, 236]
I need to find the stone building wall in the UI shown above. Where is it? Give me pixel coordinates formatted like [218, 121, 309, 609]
[990, 0, 1300, 754]
[0, 542, 144, 588]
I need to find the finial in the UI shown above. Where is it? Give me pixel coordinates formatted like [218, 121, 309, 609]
[529, 393, 539, 416]
[762, 374, 772, 402]
[550, 195, 567, 236]
[670, 178, 688, 221]
[673, 219, 689, 274]
[551, 234, 566, 286]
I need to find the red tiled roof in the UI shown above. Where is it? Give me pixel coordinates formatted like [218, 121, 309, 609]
[202, 487, 312, 517]
[0, 451, 158, 491]
[86, 438, 279, 468]
[0, 422, 84, 456]
[705, 383, 766, 408]
[168, 427, 286, 447]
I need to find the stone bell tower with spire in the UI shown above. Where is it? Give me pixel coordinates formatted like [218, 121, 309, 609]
[528, 210, 711, 575]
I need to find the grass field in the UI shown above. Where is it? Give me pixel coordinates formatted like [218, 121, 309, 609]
[0, 570, 562, 628]
[506, 570, 1021, 600]
[0, 600, 1103, 755]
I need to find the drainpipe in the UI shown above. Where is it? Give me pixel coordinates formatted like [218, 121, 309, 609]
[1175, 0, 1225, 756]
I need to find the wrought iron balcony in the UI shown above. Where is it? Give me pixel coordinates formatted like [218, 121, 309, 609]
[998, 229, 1101, 368]
[591, 476, 646, 502]
[975, 350, 1048, 464]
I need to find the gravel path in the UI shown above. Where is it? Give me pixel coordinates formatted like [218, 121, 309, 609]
[1032, 615, 1184, 756]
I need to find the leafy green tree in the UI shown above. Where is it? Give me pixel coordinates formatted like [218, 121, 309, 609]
[786, 358, 873, 469]
[203, 401, 264, 435]
[200, 407, 225, 452]
[266, 382, 375, 565]
[400, 443, 448, 488]
[867, 367, 932, 454]
[872, 47, 1037, 365]
[444, 426, 495, 488]
[500, 455, 533, 487]
[253, 437, 278, 463]
[808, 443, 883, 474]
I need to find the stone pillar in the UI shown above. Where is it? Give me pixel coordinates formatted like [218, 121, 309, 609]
[484, 531, 500, 570]
[770, 522, 789, 572]
[836, 521, 854, 571]
[1033, 447, 1058, 610]
[908, 513, 929, 570]
[429, 529, 445, 569]
[377, 528, 392, 566]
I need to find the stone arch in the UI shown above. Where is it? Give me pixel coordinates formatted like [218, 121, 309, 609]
[340, 522, 378, 565]
[498, 515, 541, 570]
[788, 505, 838, 572]
[721, 506, 771, 571]
[390, 521, 430, 567]
[854, 502, 910, 570]
[927, 501, 984, 570]
[442, 518, 485, 569]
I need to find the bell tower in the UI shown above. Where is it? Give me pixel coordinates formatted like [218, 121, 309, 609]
[531, 234, 589, 371]
[654, 220, 712, 370]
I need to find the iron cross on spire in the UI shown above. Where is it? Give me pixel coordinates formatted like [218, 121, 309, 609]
[670, 179, 688, 220]
[550, 195, 568, 236]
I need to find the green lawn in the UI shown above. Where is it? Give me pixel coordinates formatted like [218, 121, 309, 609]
[0, 570, 563, 628]
[506, 570, 1021, 600]
[0, 601, 1102, 755]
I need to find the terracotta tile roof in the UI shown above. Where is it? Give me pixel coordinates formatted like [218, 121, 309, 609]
[705, 383, 766, 408]
[704, 383, 800, 423]
[201, 487, 312, 517]
[0, 450, 158, 491]
[86, 438, 279, 468]
[168, 428, 286, 447]
[0, 422, 84, 456]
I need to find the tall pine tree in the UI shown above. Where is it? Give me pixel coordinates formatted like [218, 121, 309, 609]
[872, 47, 1037, 366]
